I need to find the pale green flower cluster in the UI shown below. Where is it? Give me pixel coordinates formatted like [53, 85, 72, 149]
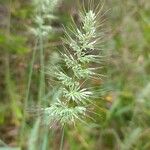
[30, 0, 61, 37]
[45, 9, 102, 126]
[44, 100, 86, 125]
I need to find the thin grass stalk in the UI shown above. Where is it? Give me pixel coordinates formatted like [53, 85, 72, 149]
[28, 118, 40, 150]
[41, 131, 49, 150]
[59, 126, 65, 150]
[38, 31, 45, 103]
[20, 39, 38, 146]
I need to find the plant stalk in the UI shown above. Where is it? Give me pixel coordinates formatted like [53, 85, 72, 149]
[20, 39, 38, 146]
[60, 126, 65, 150]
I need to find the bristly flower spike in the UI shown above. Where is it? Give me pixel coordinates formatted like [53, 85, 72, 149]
[45, 1, 105, 126]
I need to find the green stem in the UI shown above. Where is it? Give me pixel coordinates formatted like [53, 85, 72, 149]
[60, 126, 65, 150]
[20, 39, 38, 146]
[38, 32, 45, 104]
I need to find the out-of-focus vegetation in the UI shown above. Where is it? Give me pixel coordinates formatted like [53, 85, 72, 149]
[0, 0, 149, 150]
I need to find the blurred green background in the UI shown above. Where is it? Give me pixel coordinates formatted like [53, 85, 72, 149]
[0, 0, 150, 149]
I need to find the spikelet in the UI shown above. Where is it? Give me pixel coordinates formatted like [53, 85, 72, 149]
[45, 1, 105, 126]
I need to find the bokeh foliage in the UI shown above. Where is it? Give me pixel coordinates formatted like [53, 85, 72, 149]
[0, 0, 150, 149]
